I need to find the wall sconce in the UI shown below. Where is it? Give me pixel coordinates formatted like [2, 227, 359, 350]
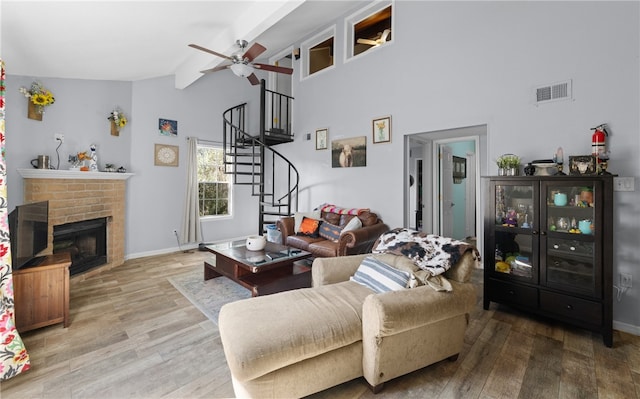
[293, 48, 300, 60]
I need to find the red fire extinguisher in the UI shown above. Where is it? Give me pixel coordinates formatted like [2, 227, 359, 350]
[591, 123, 609, 158]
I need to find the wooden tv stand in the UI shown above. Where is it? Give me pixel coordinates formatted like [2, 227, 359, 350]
[13, 253, 71, 332]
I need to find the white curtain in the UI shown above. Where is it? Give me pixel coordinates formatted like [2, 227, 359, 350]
[181, 137, 202, 243]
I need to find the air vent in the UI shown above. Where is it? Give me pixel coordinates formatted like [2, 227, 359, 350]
[535, 79, 572, 105]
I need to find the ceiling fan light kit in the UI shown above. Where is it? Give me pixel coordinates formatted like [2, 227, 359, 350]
[230, 63, 254, 78]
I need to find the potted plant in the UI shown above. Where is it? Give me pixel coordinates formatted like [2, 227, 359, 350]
[497, 154, 521, 176]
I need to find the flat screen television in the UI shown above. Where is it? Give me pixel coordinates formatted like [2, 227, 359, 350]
[8, 200, 49, 270]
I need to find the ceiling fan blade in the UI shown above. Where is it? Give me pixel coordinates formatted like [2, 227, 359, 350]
[357, 38, 378, 46]
[253, 63, 294, 75]
[200, 64, 230, 74]
[188, 44, 232, 61]
[243, 43, 266, 62]
[380, 29, 391, 42]
[247, 73, 260, 85]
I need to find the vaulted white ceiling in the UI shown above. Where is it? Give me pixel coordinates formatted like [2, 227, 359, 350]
[1, 0, 364, 89]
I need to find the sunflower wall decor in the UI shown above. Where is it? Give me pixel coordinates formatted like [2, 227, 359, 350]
[19, 81, 55, 121]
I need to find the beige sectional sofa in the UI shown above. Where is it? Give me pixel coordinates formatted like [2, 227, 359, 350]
[218, 251, 478, 398]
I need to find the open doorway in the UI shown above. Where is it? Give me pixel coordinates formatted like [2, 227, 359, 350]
[404, 124, 488, 259]
[269, 48, 293, 97]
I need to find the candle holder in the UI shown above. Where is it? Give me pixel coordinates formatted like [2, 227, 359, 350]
[554, 147, 566, 175]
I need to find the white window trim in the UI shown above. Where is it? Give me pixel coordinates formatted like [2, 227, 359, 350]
[344, 0, 394, 64]
[300, 25, 336, 81]
[197, 143, 233, 220]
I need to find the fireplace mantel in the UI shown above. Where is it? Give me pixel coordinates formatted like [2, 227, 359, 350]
[18, 168, 134, 180]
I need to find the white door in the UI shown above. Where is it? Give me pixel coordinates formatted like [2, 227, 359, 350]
[440, 146, 454, 237]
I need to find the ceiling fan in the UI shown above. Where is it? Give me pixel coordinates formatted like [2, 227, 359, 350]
[357, 29, 391, 47]
[189, 40, 293, 85]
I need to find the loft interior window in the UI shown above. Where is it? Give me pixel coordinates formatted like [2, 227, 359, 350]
[348, 3, 393, 58]
[302, 26, 335, 78]
[309, 37, 334, 75]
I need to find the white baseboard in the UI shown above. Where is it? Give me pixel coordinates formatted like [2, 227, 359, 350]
[126, 244, 199, 260]
[125, 236, 249, 261]
[613, 320, 640, 336]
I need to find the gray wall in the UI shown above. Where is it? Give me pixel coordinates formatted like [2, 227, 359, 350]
[5, 72, 263, 258]
[279, 1, 639, 332]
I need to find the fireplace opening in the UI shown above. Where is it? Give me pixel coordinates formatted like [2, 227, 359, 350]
[53, 217, 107, 275]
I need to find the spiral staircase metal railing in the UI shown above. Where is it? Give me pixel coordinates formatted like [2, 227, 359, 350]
[222, 81, 298, 233]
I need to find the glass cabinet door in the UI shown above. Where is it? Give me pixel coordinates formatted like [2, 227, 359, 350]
[541, 181, 602, 297]
[491, 181, 538, 282]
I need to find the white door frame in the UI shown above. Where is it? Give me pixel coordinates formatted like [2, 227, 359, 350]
[404, 124, 488, 263]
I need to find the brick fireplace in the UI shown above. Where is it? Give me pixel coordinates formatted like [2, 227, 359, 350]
[18, 169, 133, 280]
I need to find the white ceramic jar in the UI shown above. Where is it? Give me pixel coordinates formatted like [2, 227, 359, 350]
[246, 235, 266, 251]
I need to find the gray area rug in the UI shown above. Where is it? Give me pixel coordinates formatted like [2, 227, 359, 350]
[168, 268, 251, 324]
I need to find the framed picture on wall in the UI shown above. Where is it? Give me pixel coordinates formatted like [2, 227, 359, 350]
[331, 136, 366, 168]
[154, 144, 179, 167]
[316, 128, 328, 150]
[372, 116, 391, 144]
[159, 118, 178, 137]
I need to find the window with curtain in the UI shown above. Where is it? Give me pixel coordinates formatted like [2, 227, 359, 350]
[197, 144, 232, 217]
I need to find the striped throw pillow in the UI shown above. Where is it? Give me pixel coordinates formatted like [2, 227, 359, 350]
[350, 256, 411, 293]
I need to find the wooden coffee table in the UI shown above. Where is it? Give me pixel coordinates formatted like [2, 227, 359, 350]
[203, 240, 312, 296]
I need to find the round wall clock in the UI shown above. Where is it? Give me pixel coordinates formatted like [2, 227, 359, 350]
[154, 144, 179, 166]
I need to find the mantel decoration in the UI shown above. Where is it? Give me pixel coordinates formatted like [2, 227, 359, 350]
[108, 108, 128, 136]
[496, 153, 521, 176]
[69, 151, 90, 171]
[19, 81, 55, 121]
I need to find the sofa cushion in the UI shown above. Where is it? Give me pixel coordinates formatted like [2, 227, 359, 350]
[298, 217, 321, 237]
[372, 253, 421, 279]
[219, 281, 373, 381]
[319, 222, 342, 242]
[351, 256, 412, 293]
[294, 210, 321, 233]
[356, 211, 379, 227]
[341, 216, 362, 232]
[286, 234, 324, 251]
[443, 251, 478, 283]
[322, 212, 341, 226]
[308, 240, 340, 257]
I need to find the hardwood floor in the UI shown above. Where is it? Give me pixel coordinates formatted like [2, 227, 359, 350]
[2, 250, 639, 399]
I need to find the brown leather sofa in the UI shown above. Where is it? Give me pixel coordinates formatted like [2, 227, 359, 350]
[276, 210, 389, 257]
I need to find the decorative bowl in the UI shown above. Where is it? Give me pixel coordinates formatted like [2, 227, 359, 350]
[246, 235, 266, 251]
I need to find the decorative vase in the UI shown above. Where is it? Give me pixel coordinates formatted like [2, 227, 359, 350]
[505, 167, 519, 176]
[110, 120, 119, 136]
[27, 100, 43, 121]
[524, 163, 536, 176]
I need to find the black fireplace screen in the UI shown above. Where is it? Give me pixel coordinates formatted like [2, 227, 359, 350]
[53, 217, 107, 275]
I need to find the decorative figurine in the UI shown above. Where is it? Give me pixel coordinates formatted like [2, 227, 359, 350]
[89, 144, 99, 172]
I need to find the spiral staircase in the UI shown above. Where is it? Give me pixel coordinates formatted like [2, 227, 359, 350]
[222, 80, 299, 233]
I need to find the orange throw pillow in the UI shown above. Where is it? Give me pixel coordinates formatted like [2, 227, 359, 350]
[297, 217, 321, 237]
